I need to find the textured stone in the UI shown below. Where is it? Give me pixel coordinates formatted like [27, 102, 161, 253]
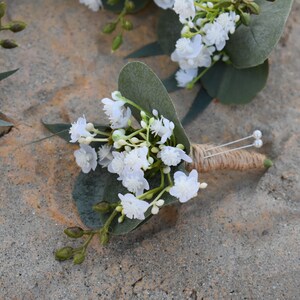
[0, 1, 299, 299]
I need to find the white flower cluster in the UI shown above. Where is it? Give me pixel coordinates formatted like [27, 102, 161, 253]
[69, 91, 207, 222]
[154, 0, 240, 88]
[79, 0, 103, 12]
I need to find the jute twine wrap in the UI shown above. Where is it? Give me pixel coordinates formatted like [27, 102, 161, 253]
[185, 143, 267, 173]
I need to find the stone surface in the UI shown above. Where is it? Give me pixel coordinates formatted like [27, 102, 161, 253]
[0, 1, 299, 299]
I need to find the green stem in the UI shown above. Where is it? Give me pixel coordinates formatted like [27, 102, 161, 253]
[103, 209, 119, 231]
[93, 129, 110, 137]
[188, 60, 217, 88]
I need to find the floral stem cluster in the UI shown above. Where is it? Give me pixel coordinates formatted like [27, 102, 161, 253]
[56, 90, 207, 263]
[155, 0, 261, 88]
[0, 2, 26, 49]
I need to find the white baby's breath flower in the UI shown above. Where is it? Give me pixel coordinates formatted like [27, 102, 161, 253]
[171, 35, 211, 70]
[118, 193, 150, 220]
[69, 116, 94, 143]
[150, 116, 174, 144]
[107, 151, 127, 177]
[154, 0, 175, 9]
[74, 144, 97, 174]
[169, 169, 201, 203]
[101, 94, 131, 129]
[158, 146, 192, 166]
[175, 68, 198, 87]
[203, 22, 228, 51]
[79, 0, 102, 12]
[124, 146, 149, 171]
[216, 12, 237, 34]
[98, 144, 113, 167]
[173, 0, 195, 22]
[122, 169, 149, 196]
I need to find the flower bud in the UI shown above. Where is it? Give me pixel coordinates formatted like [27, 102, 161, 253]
[116, 205, 123, 212]
[122, 20, 133, 31]
[102, 22, 116, 34]
[0, 2, 6, 19]
[118, 215, 125, 223]
[7, 21, 27, 33]
[199, 182, 208, 189]
[148, 157, 154, 164]
[64, 227, 84, 238]
[163, 166, 171, 174]
[151, 147, 159, 154]
[240, 12, 251, 26]
[73, 252, 85, 265]
[125, 1, 135, 12]
[111, 34, 123, 52]
[0, 39, 18, 49]
[99, 230, 110, 245]
[86, 123, 95, 131]
[156, 199, 165, 207]
[141, 120, 147, 128]
[140, 111, 146, 119]
[130, 137, 140, 144]
[176, 144, 185, 150]
[247, 2, 260, 15]
[93, 202, 111, 213]
[55, 246, 73, 261]
[112, 129, 125, 141]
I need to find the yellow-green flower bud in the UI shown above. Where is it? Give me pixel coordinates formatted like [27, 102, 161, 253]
[247, 2, 260, 15]
[64, 227, 84, 238]
[55, 246, 73, 261]
[102, 22, 116, 34]
[93, 202, 111, 213]
[73, 253, 85, 265]
[7, 21, 27, 33]
[122, 20, 133, 31]
[0, 2, 6, 19]
[240, 12, 251, 26]
[111, 34, 123, 51]
[125, 1, 135, 12]
[0, 39, 18, 49]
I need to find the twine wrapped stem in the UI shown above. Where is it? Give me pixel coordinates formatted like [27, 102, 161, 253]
[185, 143, 272, 173]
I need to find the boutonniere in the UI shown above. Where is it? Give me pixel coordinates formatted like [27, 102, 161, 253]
[44, 62, 272, 264]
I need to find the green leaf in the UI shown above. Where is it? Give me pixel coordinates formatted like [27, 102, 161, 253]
[162, 71, 181, 93]
[201, 60, 269, 104]
[0, 69, 18, 81]
[72, 164, 184, 233]
[226, 0, 293, 68]
[72, 168, 109, 229]
[157, 9, 182, 55]
[118, 61, 190, 153]
[0, 119, 13, 127]
[181, 87, 213, 126]
[102, 0, 150, 13]
[125, 41, 164, 58]
[42, 122, 71, 142]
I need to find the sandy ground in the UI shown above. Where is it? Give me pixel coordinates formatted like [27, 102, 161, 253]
[0, 0, 299, 299]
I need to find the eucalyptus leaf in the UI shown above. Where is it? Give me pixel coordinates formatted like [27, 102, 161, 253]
[0, 69, 18, 81]
[125, 41, 164, 59]
[0, 119, 13, 127]
[102, 0, 150, 13]
[118, 61, 190, 153]
[72, 168, 110, 229]
[201, 60, 269, 104]
[182, 87, 213, 126]
[157, 9, 182, 55]
[226, 0, 293, 68]
[42, 123, 71, 142]
[72, 163, 184, 233]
